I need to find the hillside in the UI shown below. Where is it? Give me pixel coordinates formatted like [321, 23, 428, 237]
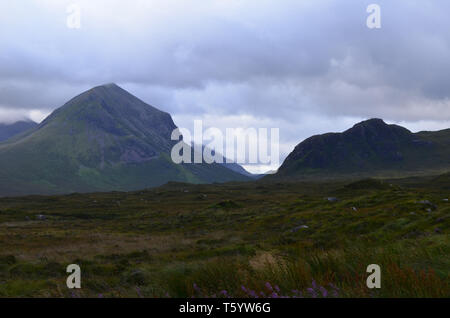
[273, 119, 450, 180]
[0, 84, 249, 196]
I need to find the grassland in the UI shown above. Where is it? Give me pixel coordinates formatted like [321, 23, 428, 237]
[0, 177, 448, 298]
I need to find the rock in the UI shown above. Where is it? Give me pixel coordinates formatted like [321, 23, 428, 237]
[409, 212, 416, 215]
[443, 199, 449, 202]
[291, 225, 309, 232]
[416, 200, 437, 211]
[326, 197, 339, 203]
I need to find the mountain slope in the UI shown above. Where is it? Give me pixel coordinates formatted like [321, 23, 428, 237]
[273, 119, 450, 180]
[0, 84, 249, 196]
[0, 120, 37, 142]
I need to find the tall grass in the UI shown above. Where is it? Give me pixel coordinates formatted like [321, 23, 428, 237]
[155, 245, 449, 298]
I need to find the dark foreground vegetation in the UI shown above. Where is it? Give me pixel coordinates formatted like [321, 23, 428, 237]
[0, 175, 449, 297]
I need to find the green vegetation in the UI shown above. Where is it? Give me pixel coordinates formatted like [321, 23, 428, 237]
[0, 175, 448, 297]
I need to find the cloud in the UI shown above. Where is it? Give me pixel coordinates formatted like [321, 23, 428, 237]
[0, 0, 449, 168]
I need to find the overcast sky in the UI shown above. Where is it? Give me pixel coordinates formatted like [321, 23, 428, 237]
[1, 0, 450, 172]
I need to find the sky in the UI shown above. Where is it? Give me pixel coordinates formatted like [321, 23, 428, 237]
[1, 0, 450, 173]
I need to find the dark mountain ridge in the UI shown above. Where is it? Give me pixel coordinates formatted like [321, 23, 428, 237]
[274, 118, 449, 179]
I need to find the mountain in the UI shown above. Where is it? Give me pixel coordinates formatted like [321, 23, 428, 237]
[199, 144, 259, 179]
[430, 172, 450, 190]
[273, 118, 450, 180]
[0, 120, 37, 142]
[222, 163, 261, 179]
[0, 84, 250, 196]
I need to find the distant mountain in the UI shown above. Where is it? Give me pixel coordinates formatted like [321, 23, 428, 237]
[221, 163, 261, 179]
[0, 84, 249, 196]
[431, 172, 450, 190]
[0, 120, 37, 142]
[272, 118, 450, 180]
[198, 144, 259, 179]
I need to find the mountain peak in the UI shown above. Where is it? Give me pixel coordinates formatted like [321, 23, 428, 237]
[348, 118, 390, 131]
[36, 83, 179, 162]
[49, 82, 169, 122]
[85, 82, 124, 96]
[345, 118, 411, 136]
[102, 82, 119, 88]
[355, 118, 386, 126]
[91, 83, 121, 91]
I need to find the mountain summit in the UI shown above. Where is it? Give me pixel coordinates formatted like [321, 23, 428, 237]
[0, 84, 249, 196]
[274, 118, 449, 179]
[37, 83, 177, 165]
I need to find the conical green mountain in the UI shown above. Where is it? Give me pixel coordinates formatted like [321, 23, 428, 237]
[0, 84, 249, 196]
[273, 119, 450, 180]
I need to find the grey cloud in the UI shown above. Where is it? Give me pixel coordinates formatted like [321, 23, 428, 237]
[0, 0, 449, 166]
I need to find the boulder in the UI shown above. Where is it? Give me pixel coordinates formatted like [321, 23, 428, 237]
[291, 225, 309, 232]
